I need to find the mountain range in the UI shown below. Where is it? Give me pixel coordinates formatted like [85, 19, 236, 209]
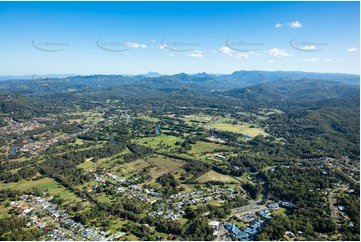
[0, 71, 359, 108]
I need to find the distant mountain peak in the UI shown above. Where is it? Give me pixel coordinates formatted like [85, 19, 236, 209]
[139, 71, 162, 78]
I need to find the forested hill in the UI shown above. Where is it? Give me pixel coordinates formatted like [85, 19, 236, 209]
[0, 71, 359, 95]
[221, 79, 360, 109]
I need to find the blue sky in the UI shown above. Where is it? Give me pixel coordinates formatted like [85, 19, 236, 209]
[0, 1, 359, 75]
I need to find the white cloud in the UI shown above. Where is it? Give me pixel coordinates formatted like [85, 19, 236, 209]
[287, 21, 302, 28]
[297, 58, 319, 62]
[219, 46, 233, 56]
[187, 50, 203, 58]
[347, 47, 358, 53]
[188, 53, 202, 58]
[167, 53, 174, 57]
[219, 46, 256, 59]
[267, 60, 275, 63]
[233, 53, 250, 59]
[275, 23, 282, 28]
[126, 42, 147, 48]
[302, 45, 316, 50]
[265, 48, 293, 57]
[324, 58, 332, 62]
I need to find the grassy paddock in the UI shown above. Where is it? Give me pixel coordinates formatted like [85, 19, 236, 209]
[196, 170, 239, 183]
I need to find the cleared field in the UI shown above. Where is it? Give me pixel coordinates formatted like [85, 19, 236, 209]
[274, 207, 287, 215]
[140, 155, 186, 185]
[126, 234, 139, 241]
[109, 219, 127, 234]
[148, 155, 185, 173]
[212, 122, 267, 137]
[181, 114, 215, 127]
[196, 170, 239, 183]
[73, 138, 84, 145]
[190, 141, 229, 154]
[78, 158, 100, 170]
[180, 114, 267, 137]
[79, 148, 132, 170]
[0, 177, 80, 203]
[0, 177, 56, 191]
[134, 135, 183, 150]
[121, 159, 150, 175]
[95, 194, 113, 203]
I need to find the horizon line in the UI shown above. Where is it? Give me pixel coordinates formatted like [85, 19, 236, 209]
[0, 69, 360, 78]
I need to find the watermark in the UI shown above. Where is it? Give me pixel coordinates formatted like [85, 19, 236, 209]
[96, 39, 147, 52]
[290, 38, 328, 52]
[160, 38, 199, 52]
[32, 39, 69, 52]
[96, 38, 131, 52]
[225, 39, 263, 52]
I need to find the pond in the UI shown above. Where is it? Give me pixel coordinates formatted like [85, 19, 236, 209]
[10, 147, 18, 156]
[155, 124, 161, 136]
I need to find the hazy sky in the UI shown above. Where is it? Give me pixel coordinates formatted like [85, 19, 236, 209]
[0, 1, 359, 75]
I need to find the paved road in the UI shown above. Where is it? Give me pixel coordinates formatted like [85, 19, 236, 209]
[328, 184, 349, 240]
[329, 185, 348, 224]
[234, 206, 267, 217]
[231, 196, 264, 214]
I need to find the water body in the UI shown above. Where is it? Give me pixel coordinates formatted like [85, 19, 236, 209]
[155, 124, 161, 136]
[113, 139, 118, 145]
[10, 147, 18, 156]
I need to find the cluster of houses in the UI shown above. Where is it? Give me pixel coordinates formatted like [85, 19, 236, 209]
[170, 187, 235, 201]
[93, 168, 238, 219]
[93, 171, 162, 204]
[10, 198, 70, 241]
[336, 205, 351, 221]
[10, 195, 121, 241]
[1, 113, 94, 157]
[47, 229, 67, 241]
[19, 138, 59, 156]
[148, 188, 237, 221]
[225, 219, 266, 241]
[148, 202, 184, 220]
[0, 117, 42, 135]
[311, 156, 359, 182]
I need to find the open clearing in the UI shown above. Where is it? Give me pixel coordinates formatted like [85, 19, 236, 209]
[196, 170, 240, 183]
[147, 155, 185, 173]
[212, 122, 267, 137]
[0, 177, 80, 203]
[136, 114, 159, 122]
[134, 135, 183, 150]
[180, 114, 267, 137]
[190, 141, 229, 154]
[121, 159, 150, 175]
